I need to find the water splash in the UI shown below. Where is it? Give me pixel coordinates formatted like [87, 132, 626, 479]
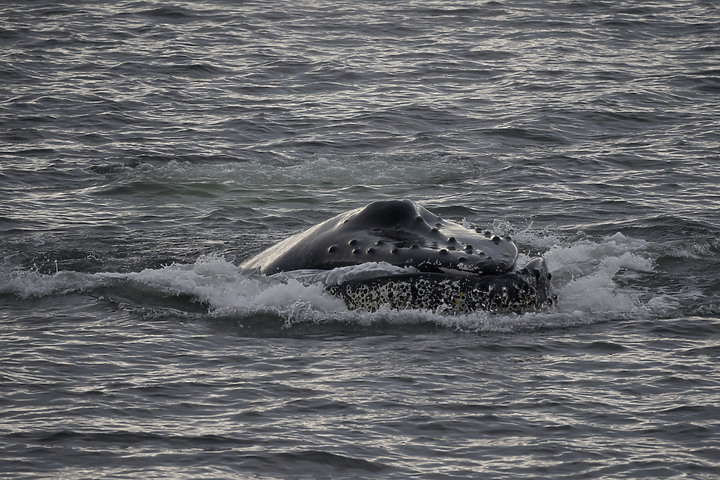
[0, 226, 678, 332]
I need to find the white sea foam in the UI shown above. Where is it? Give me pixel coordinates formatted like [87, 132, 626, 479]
[1, 268, 104, 299]
[114, 254, 348, 316]
[543, 232, 655, 316]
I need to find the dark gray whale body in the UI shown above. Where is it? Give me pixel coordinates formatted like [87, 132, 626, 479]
[241, 199, 555, 313]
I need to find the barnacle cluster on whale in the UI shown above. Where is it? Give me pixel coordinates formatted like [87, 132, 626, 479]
[241, 199, 555, 313]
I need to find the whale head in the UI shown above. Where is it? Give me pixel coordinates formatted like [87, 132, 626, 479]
[241, 199, 554, 313]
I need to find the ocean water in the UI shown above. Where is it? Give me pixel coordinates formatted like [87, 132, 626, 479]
[1, 0, 719, 478]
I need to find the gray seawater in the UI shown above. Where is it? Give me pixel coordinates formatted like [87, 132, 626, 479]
[2, 0, 720, 478]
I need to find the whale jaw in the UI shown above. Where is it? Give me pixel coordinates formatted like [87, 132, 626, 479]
[327, 258, 555, 314]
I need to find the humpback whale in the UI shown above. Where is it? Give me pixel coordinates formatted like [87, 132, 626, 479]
[241, 199, 555, 313]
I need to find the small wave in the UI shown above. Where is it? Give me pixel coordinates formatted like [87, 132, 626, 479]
[93, 156, 479, 194]
[259, 450, 390, 475]
[668, 238, 720, 259]
[154, 62, 226, 77]
[137, 5, 207, 22]
[480, 126, 568, 145]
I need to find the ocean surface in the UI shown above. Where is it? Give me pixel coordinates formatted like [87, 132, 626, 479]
[2, 0, 719, 478]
